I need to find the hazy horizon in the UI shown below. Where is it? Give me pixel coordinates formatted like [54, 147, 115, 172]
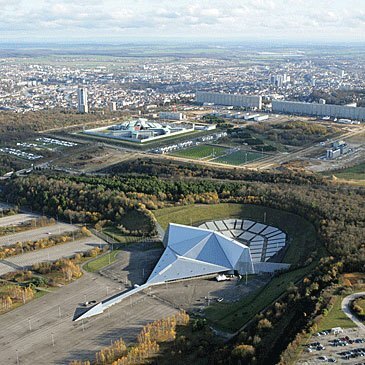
[1, 0, 364, 44]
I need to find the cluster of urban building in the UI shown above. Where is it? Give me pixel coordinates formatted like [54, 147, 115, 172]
[0, 52, 364, 115]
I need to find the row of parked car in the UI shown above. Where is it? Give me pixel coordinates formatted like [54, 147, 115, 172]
[307, 342, 326, 352]
[331, 337, 365, 347]
[339, 348, 365, 360]
[317, 355, 336, 362]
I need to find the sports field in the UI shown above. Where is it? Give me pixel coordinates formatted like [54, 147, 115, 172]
[171, 145, 229, 160]
[213, 150, 264, 165]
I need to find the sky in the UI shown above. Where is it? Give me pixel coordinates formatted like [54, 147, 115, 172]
[1, 0, 365, 43]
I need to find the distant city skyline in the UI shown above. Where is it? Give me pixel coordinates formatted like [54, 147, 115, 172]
[1, 0, 364, 43]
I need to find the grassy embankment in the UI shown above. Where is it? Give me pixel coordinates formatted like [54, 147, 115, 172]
[83, 250, 122, 273]
[102, 210, 153, 244]
[317, 295, 355, 331]
[323, 162, 365, 185]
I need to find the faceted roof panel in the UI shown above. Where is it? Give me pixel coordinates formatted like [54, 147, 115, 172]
[147, 224, 254, 284]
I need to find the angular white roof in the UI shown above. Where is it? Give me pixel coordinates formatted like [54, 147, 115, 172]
[147, 224, 254, 284]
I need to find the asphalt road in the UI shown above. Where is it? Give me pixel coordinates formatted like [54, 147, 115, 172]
[0, 213, 39, 227]
[0, 272, 178, 365]
[0, 223, 78, 246]
[342, 292, 365, 331]
[0, 236, 107, 276]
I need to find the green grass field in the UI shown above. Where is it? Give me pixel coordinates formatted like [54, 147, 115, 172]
[153, 203, 323, 332]
[171, 145, 229, 160]
[205, 263, 318, 332]
[213, 150, 265, 165]
[317, 295, 355, 331]
[83, 250, 121, 272]
[325, 162, 365, 181]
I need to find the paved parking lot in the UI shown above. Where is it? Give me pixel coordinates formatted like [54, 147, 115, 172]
[0, 213, 39, 227]
[0, 272, 178, 365]
[0, 236, 107, 276]
[100, 242, 269, 313]
[297, 327, 365, 364]
[0, 222, 79, 246]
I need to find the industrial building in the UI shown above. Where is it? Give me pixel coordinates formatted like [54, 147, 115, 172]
[272, 100, 365, 121]
[196, 91, 262, 109]
[326, 140, 349, 159]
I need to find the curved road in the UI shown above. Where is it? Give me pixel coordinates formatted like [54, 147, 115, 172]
[341, 292, 365, 331]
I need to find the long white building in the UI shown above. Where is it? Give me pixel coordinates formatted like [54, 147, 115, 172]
[159, 111, 185, 120]
[196, 91, 262, 109]
[272, 100, 365, 121]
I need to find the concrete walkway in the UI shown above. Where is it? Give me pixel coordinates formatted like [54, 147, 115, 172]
[341, 292, 365, 331]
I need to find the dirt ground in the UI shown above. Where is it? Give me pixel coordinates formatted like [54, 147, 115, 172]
[53, 144, 138, 173]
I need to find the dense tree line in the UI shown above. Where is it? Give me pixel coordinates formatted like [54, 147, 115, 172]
[100, 158, 326, 185]
[3, 174, 158, 236]
[247, 121, 339, 146]
[0, 109, 122, 144]
[3, 169, 364, 270]
[233, 258, 343, 364]
[0, 155, 28, 175]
